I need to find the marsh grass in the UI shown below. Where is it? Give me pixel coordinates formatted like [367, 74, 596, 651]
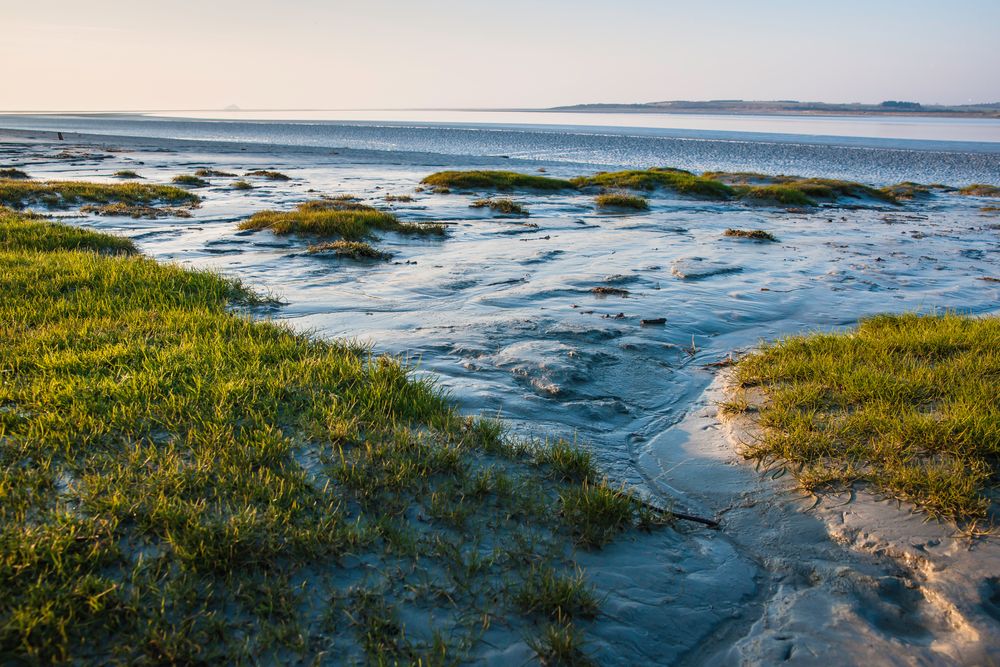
[112, 169, 141, 179]
[735, 184, 818, 206]
[0, 179, 199, 209]
[528, 619, 594, 666]
[0, 209, 664, 662]
[245, 170, 291, 181]
[81, 203, 194, 219]
[470, 197, 530, 216]
[384, 194, 414, 202]
[421, 170, 574, 191]
[515, 565, 599, 619]
[239, 199, 445, 239]
[194, 168, 236, 177]
[0, 168, 29, 179]
[724, 228, 778, 242]
[171, 174, 209, 187]
[572, 168, 733, 199]
[231, 179, 254, 190]
[307, 240, 392, 260]
[594, 193, 649, 210]
[734, 313, 1000, 524]
[959, 184, 1000, 197]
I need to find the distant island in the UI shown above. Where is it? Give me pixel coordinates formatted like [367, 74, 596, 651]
[544, 99, 1000, 118]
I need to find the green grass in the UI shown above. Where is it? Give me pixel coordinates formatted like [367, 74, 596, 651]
[384, 194, 414, 202]
[736, 184, 818, 206]
[81, 203, 194, 219]
[245, 170, 291, 181]
[724, 228, 778, 242]
[194, 168, 236, 178]
[879, 181, 932, 200]
[470, 197, 530, 216]
[112, 170, 141, 179]
[572, 168, 734, 199]
[307, 240, 392, 260]
[594, 193, 649, 210]
[0, 168, 29, 179]
[705, 172, 901, 205]
[421, 170, 574, 191]
[959, 184, 1000, 197]
[0, 208, 669, 662]
[231, 179, 254, 190]
[0, 179, 199, 210]
[239, 199, 444, 240]
[528, 620, 594, 666]
[171, 174, 209, 187]
[732, 313, 1000, 525]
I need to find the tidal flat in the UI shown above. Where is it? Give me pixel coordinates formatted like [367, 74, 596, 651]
[1, 124, 998, 665]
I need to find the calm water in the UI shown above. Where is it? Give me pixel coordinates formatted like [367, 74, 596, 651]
[2, 111, 999, 185]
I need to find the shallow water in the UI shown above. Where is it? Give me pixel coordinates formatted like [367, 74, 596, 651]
[3, 122, 999, 663]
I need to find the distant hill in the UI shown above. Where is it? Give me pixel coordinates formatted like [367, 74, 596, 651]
[546, 100, 1000, 118]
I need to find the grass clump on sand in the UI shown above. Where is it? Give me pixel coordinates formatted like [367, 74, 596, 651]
[0, 168, 29, 179]
[421, 170, 574, 191]
[112, 169, 141, 179]
[245, 169, 291, 181]
[239, 199, 444, 240]
[0, 209, 668, 663]
[707, 172, 901, 205]
[724, 228, 778, 242]
[194, 168, 236, 177]
[959, 183, 1000, 197]
[572, 168, 734, 199]
[732, 313, 1000, 525]
[384, 193, 414, 202]
[171, 174, 209, 187]
[307, 240, 392, 261]
[81, 203, 194, 219]
[470, 197, 530, 216]
[594, 193, 649, 210]
[231, 179, 254, 190]
[0, 178, 199, 210]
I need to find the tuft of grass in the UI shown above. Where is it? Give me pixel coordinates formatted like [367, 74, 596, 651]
[734, 313, 1000, 524]
[959, 184, 1000, 197]
[194, 168, 236, 178]
[572, 168, 733, 199]
[594, 193, 649, 210]
[384, 194, 414, 202]
[590, 286, 628, 297]
[736, 184, 817, 206]
[171, 174, 209, 187]
[470, 197, 530, 216]
[0, 179, 199, 210]
[231, 179, 254, 190]
[421, 170, 574, 191]
[0, 206, 136, 254]
[307, 240, 392, 260]
[81, 203, 193, 219]
[245, 170, 291, 181]
[112, 169, 141, 179]
[239, 200, 444, 239]
[515, 565, 599, 619]
[880, 181, 931, 200]
[724, 228, 778, 242]
[528, 620, 594, 666]
[0, 168, 30, 179]
[559, 481, 637, 547]
[534, 440, 596, 483]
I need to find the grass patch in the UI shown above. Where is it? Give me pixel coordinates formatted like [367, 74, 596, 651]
[529, 621, 594, 667]
[594, 193, 649, 210]
[0, 179, 199, 210]
[959, 184, 1000, 197]
[879, 181, 932, 200]
[239, 199, 444, 240]
[559, 481, 639, 547]
[194, 168, 236, 178]
[736, 184, 818, 206]
[245, 170, 291, 181]
[0, 168, 29, 179]
[231, 179, 254, 190]
[171, 174, 209, 187]
[81, 203, 193, 219]
[112, 170, 141, 179]
[470, 198, 530, 216]
[307, 240, 392, 261]
[724, 228, 778, 242]
[0, 209, 669, 662]
[384, 194, 414, 202]
[421, 170, 574, 191]
[572, 168, 734, 199]
[733, 313, 1000, 524]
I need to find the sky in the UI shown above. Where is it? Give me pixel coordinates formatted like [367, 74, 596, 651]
[2, 0, 998, 111]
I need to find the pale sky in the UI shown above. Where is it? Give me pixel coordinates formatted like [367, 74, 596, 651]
[2, 0, 998, 111]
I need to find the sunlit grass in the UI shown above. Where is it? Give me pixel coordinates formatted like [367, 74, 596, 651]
[421, 170, 574, 191]
[0, 179, 198, 209]
[238, 199, 444, 239]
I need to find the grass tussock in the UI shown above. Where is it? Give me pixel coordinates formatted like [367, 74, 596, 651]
[0, 208, 667, 662]
[0, 168, 30, 179]
[0, 179, 199, 210]
[470, 197, 530, 216]
[194, 168, 236, 178]
[594, 193, 649, 210]
[959, 184, 1000, 197]
[734, 313, 1000, 524]
[171, 174, 209, 187]
[724, 228, 778, 242]
[707, 172, 901, 205]
[572, 168, 734, 200]
[384, 194, 414, 202]
[112, 169, 141, 179]
[421, 170, 574, 191]
[80, 203, 194, 219]
[239, 199, 444, 239]
[307, 240, 392, 261]
[245, 170, 291, 181]
[231, 179, 254, 190]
